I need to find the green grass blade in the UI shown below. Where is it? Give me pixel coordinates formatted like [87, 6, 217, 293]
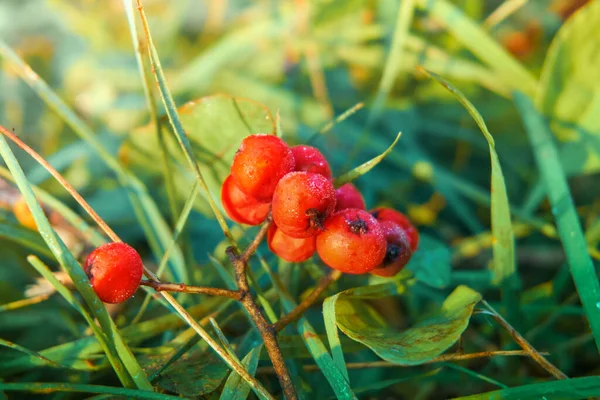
[0, 383, 182, 399]
[0, 135, 152, 390]
[0, 338, 71, 370]
[219, 345, 263, 400]
[422, 69, 515, 284]
[369, 0, 416, 121]
[25, 256, 148, 386]
[282, 297, 358, 400]
[131, 0, 235, 245]
[415, 0, 536, 96]
[323, 295, 349, 382]
[0, 167, 106, 246]
[0, 221, 54, 259]
[131, 182, 200, 324]
[514, 90, 600, 353]
[0, 39, 187, 282]
[334, 132, 401, 187]
[452, 376, 600, 400]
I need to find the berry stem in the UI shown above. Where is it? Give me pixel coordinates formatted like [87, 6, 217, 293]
[273, 269, 342, 332]
[226, 213, 298, 400]
[139, 280, 242, 299]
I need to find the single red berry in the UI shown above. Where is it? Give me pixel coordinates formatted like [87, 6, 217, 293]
[231, 134, 295, 201]
[371, 221, 413, 277]
[335, 183, 366, 211]
[371, 207, 419, 252]
[316, 209, 386, 274]
[272, 171, 337, 238]
[221, 175, 270, 226]
[291, 145, 332, 179]
[84, 242, 143, 304]
[267, 224, 316, 262]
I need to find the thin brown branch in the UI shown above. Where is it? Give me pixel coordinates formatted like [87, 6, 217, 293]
[256, 350, 549, 374]
[240, 213, 273, 263]
[274, 269, 342, 332]
[140, 280, 242, 299]
[227, 215, 298, 400]
[481, 300, 568, 380]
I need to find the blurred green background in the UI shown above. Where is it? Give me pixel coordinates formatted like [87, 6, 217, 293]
[1, 0, 599, 398]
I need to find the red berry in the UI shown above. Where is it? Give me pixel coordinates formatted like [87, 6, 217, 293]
[231, 134, 295, 201]
[84, 242, 143, 304]
[267, 224, 316, 262]
[291, 145, 332, 179]
[272, 171, 337, 238]
[316, 209, 386, 274]
[371, 207, 419, 251]
[221, 175, 270, 226]
[371, 221, 413, 277]
[335, 183, 366, 211]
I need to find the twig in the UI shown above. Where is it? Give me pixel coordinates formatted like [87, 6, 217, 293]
[226, 214, 298, 400]
[274, 269, 342, 332]
[481, 300, 568, 380]
[139, 281, 242, 299]
[256, 350, 548, 374]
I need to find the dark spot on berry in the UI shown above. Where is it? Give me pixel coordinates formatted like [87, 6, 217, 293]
[306, 207, 326, 230]
[371, 210, 380, 219]
[384, 243, 401, 265]
[348, 218, 368, 235]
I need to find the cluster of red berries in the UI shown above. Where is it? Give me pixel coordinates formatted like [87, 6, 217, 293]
[222, 134, 419, 276]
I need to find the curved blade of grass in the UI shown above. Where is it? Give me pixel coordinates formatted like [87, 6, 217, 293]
[514, 90, 600, 353]
[369, 0, 416, 123]
[0, 39, 187, 283]
[0, 383, 182, 399]
[334, 132, 401, 187]
[0, 294, 51, 312]
[452, 375, 600, 400]
[257, 258, 356, 399]
[421, 68, 515, 284]
[323, 295, 349, 382]
[219, 344, 263, 400]
[281, 297, 358, 400]
[25, 255, 147, 380]
[0, 298, 224, 374]
[0, 339, 71, 370]
[0, 135, 151, 390]
[415, 0, 536, 96]
[0, 221, 54, 259]
[130, 0, 236, 246]
[131, 182, 200, 324]
[0, 167, 106, 246]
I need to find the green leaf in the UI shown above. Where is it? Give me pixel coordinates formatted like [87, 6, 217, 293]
[536, 0, 600, 175]
[153, 352, 229, 397]
[514, 90, 600, 354]
[415, 0, 536, 96]
[406, 234, 451, 289]
[452, 376, 600, 400]
[0, 383, 182, 400]
[121, 94, 275, 218]
[421, 69, 515, 284]
[334, 132, 402, 187]
[219, 345, 262, 400]
[336, 285, 481, 365]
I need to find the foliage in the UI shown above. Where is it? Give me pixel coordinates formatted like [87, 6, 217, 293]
[0, 0, 599, 399]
